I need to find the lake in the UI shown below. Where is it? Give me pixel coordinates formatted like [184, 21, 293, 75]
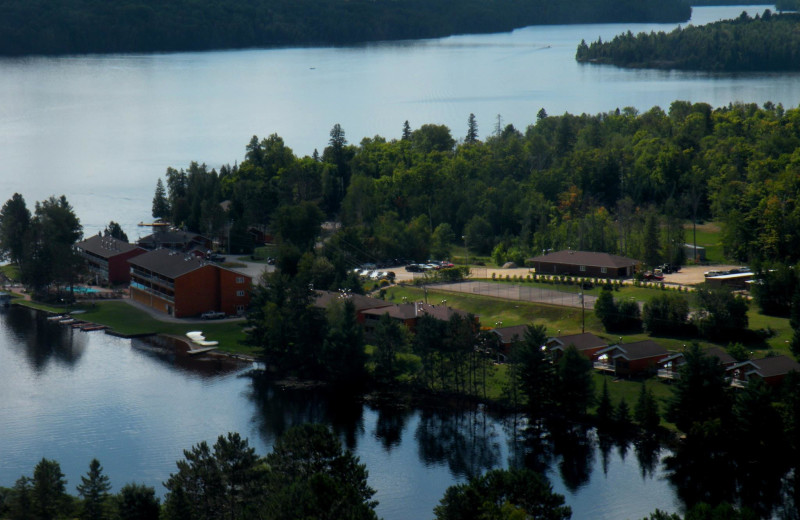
[0, 5, 791, 238]
[0, 306, 681, 519]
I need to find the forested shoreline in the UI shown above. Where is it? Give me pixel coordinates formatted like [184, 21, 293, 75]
[576, 10, 800, 71]
[0, 0, 691, 56]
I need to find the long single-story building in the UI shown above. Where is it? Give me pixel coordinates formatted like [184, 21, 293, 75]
[128, 249, 251, 318]
[657, 346, 737, 380]
[527, 250, 640, 279]
[75, 234, 147, 284]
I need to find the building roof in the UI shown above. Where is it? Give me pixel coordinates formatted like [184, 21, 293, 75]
[528, 250, 640, 269]
[492, 325, 530, 344]
[314, 290, 394, 313]
[76, 234, 143, 259]
[732, 355, 800, 379]
[128, 248, 212, 279]
[548, 332, 608, 351]
[137, 229, 209, 249]
[598, 340, 668, 361]
[362, 302, 472, 322]
[660, 346, 736, 367]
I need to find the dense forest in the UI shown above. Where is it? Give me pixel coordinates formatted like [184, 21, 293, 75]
[0, 0, 691, 56]
[576, 10, 800, 71]
[153, 101, 800, 288]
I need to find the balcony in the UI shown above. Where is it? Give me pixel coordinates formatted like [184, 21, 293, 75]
[657, 369, 679, 380]
[131, 282, 174, 303]
[593, 361, 615, 373]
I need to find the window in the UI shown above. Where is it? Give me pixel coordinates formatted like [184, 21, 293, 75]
[236, 290, 245, 297]
[236, 276, 244, 283]
[579, 265, 586, 272]
[600, 267, 607, 274]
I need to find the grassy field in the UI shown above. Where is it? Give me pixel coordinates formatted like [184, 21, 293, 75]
[14, 299, 258, 356]
[0, 264, 20, 281]
[685, 222, 726, 264]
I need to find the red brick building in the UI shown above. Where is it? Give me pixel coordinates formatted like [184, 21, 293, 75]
[128, 249, 251, 318]
[75, 234, 146, 284]
[527, 250, 640, 279]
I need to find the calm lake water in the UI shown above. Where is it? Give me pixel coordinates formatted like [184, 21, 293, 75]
[0, 5, 790, 238]
[0, 306, 680, 519]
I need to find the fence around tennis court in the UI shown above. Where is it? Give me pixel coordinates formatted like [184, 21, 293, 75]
[432, 281, 597, 310]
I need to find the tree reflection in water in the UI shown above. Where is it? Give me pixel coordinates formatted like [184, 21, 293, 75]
[374, 406, 411, 451]
[415, 407, 502, 479]
[4, 306, 85, 371]
[549, 421, 594, 492]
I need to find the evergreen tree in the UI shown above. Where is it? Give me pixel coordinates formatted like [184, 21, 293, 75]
[615, 398, 632, 428]
[323, 299, 367, 388]
[6, 476, 33, 520]
[103, 221, 128, 242]
[594, 287, 618, 331]
[514, 324, 554, 419]
[643, 213, 662, 267]
[634, 382, 661, 431]
[596, 378, 614, 427]
[76, 459, 111, 520]
[465, 113, 478, 144]
[666, 344, 731, 433]
[115, 484, 160, 520]
[32, 458, 70, 520]
[556, 345, 595, 417]
[373, 313, 409, 386]
[151, 178, 170, 220]
[0, 193, 30, 268]
[434, 468, 571, 520]
[596, 378, 614, 428]
[402, 120, 412, 141]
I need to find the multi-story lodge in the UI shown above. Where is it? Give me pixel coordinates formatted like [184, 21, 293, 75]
[74, 234, 146, 285]
[128, 249, 251, 318]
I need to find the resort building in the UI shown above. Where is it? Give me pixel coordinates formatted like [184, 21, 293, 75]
[727, 355, 800, 388]
[74, 234, 146, 285]
[657, 346, 737, 381]
[137, 228, 212, 253]
[527, 250, 640, 279]
[547, 332, 608, 362]
[593, 340, 670, 377]
[128, 249, 251, 318]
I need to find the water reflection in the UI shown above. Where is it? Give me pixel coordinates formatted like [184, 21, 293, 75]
[3, 306, 85, 371]
[414, 407, 502, 479]
[247, 374, 364, 450]
[374, 406, 411, 450]
[131, 335, 246, 378]
[549, 422, 594, 492]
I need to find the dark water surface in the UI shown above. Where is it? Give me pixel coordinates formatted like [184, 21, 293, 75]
[0, 306, 682, 519]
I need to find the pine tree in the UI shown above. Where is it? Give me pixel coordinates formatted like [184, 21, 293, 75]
[402, 120, 412, 141]
[634, 382, 661, 431]
[76, 459, 112, 520]
[151, 178, 170, 220]
[615, 398, 631, 429]
[596, 378, 613, 429]
[465, 113, 478, 144]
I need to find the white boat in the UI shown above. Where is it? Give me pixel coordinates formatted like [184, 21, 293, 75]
[194, 340, 218, 347]
[186, 331, 205, 340]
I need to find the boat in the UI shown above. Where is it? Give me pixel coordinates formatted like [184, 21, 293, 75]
[59, 318, 75, 325]
[186, 331, 205, 340]
[47, 315, 64, 321]
[194, 340, 218, 347]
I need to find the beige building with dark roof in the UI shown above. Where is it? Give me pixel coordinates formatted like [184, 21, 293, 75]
[528, 250, 640, 278]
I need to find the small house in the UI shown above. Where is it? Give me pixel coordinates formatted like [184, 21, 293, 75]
[547, 332, 608, 362]
[657, 346, 736, 380]
[594, 340, 669, 377]
[727, 355, 800, 388]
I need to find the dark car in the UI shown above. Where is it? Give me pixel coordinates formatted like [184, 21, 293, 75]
[405, 264, 423, 272]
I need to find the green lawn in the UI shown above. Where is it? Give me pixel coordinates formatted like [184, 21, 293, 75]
[14, 299, 257, 356]
[0, 264, 21, 281]
[685, 222, 726, 264]
[591, 372, 676, 429]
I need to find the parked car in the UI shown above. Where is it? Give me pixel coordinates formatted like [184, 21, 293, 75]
[201, 310, 226, 319]
[405, 264, 423, 272]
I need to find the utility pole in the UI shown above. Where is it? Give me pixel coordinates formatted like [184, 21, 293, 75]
[579, 291, 585, 333]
